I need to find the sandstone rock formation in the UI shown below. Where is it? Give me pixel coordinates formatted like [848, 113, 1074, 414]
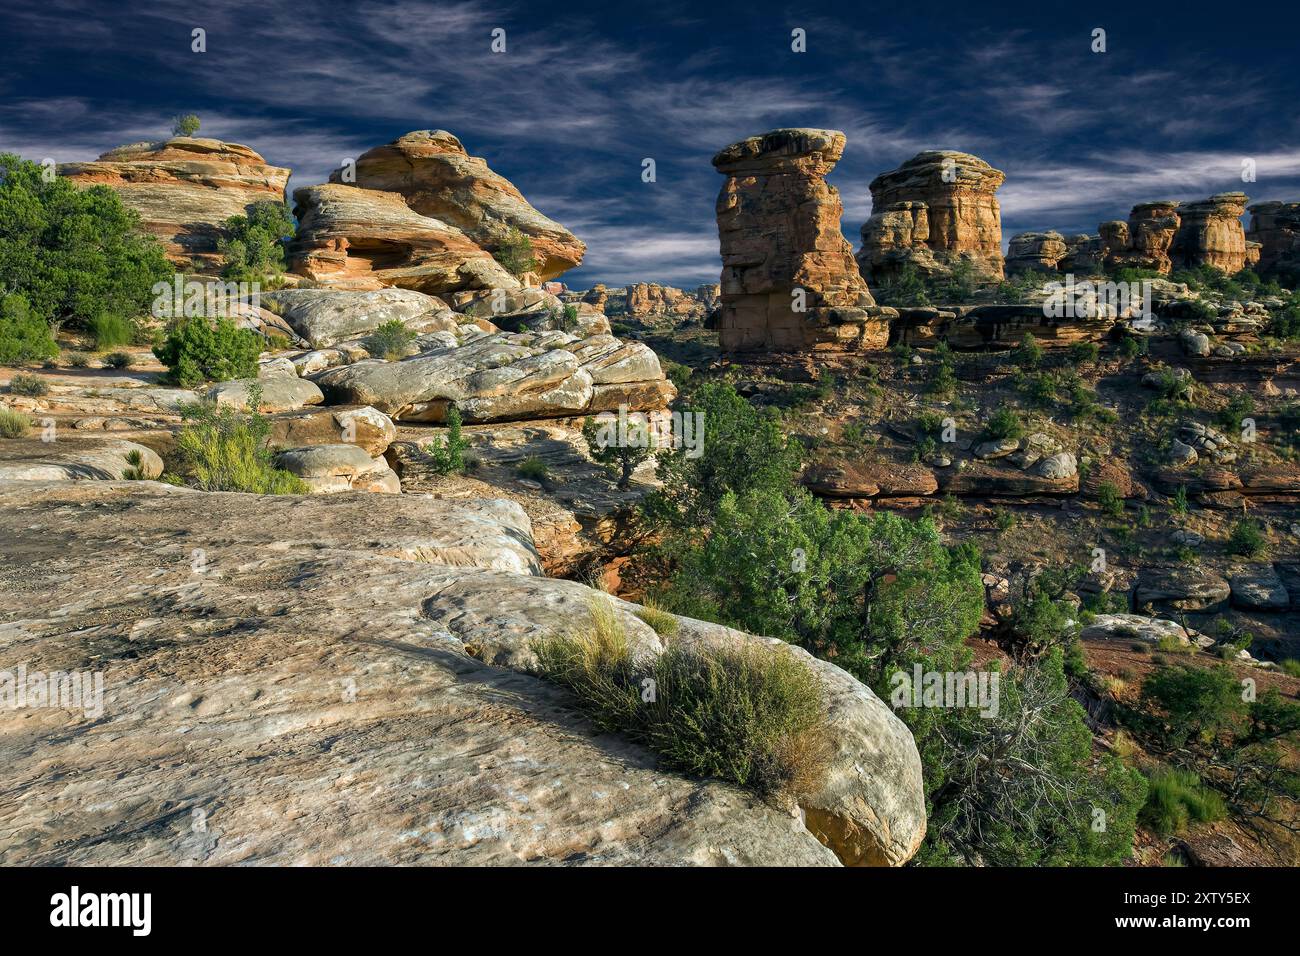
[713, 129, 887, 353]
[59, 137, 291, 271]
[858, 150, 1006, 282]
[288, 183, 518, 294]
[0, 437, 163, 481]
[0, 480, 926, 866]
[624, 283, 716, 324]
[1005, 231, 1068, 274]
[263, 288, 459, 349]
[1170, 192, 1252, 273]
[1247, 200, 1300, 279]
[333, 130, 584, 280]
[314, 330, 673, 424]
[1100, 200, 1182, 273]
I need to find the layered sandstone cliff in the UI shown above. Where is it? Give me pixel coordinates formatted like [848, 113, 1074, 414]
[1247, 200, 1300, 279]
[332, 130, 585, 281]
[713, 128, 886, 353]
[58, 137, 291, 271]
[1170, 192, 1253, 273]
[858, 150, 1006, 282]
[288, 183, 519, 294]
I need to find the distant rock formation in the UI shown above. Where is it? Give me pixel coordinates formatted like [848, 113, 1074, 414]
[288, 183, 518, 294]
[713, 128, 887, 353]
[1169, 192, 1253, 273]
[1005, 231, 1068, 274]
[332, 130, 585, 280]
[1011, 193, 1257, 277]
[58, 137, 291, 271]
[1246, 200, 1300, 279]
[858, 150, 1006, 282]
[623, 282, 719, 324]
[1100, 200, 1182, 273]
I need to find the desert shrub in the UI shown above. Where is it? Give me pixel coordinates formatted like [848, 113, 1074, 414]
[0, 407, 30, 438]
[153, 316, 261, 387]
[927, 357, 958, 398]
[1012, 332, 1044, 370]
[583, 413, 654, 490]
[642, 381, 802, 532]
[87, 312, 136, 349]
[663, 360, 692, 390]
[8, 373, 47, 396]
[364, 319, 417, 361]
[0, 153, 172, 333]
[0, 293, 58, 364]
[1226, 516, 1267, 558]
[1069, 341, 1100, 366]
[1140, 767, 1226, 836]
[1118, 334, 1148, 360]
[1141, 663, 1246, 748]
[493, 227, 536, 277]
[534, 600, 833, 799]
[1278, 660, 1300, 678]
[172, 389, 308, 494]
[103, 351, 134, 369]
[171, 113, 200, 136]
[1171, 484, 1190, 515]
[516, 455, 549, 481]
[1097, 481, 1125, 517]
[1213, 392, 1254, 434]
[873, 263, 930, 307]
[1148, 366, 1191, 402]
[219, 201, 296, 285]
[982, 406, 1024, 442]
[64, 350, 90, 368]
[1278, 403, 1300, 448]
[423, 405, 470, 475]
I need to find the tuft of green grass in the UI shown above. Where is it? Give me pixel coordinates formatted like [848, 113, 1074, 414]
[534, 600, 833, 799]
[0, 407, 31, 438]
[516, 455, 549, 481]
[1140, 767, 1225, 837]
[1226, 517, 1267, 558]
[633, 600, 679, 637]
[1279, 660, 1300, 678]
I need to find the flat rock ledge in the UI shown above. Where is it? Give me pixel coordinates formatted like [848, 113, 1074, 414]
[0, 481, 924, 866]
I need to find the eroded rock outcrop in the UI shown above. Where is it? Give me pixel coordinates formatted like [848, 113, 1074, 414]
[1170, 192, 1252, 273]
[315, 330, 673, 424]
[1005, 231, 1068, 274]
[59, 137, 291, 271]
[1247, 200, 1300, 280]
[624, 283, 714, 324]
[1100, 200, 1182, 273]
[0, 481, 926, 866]
[713, 129, 886, 353]
[333, 130, 584, 280]
[858, 150, 1006, 282]
[288, 183, 518, 294]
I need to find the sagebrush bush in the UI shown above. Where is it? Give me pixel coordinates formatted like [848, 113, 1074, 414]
[103, 351, 134, 369]
[0, 406, 30, 438]
[364, 319, 417, 361]
[173, 390, 308, 494]
[534, 600, 833, 799]
[517, 455, 549, 480]
[1140, 767, 1225, 836]
[65, 350, 91, 368]
[153, 316, 261, 387]
[8, 373, 48, 396]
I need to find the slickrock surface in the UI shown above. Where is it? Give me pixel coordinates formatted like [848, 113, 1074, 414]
[0, 481, 926, 866]
[59, 137, 291, 270]
[315, 330, 674, 424]
[335, 130, 585, 281]
[858, 150, 1006, 282]
[289, 183, 519, 294]
[713, 129, 886, 353]
[262, 288, 460, 349]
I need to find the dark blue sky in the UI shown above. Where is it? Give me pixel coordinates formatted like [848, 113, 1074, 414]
[4, 0, 1300, 287]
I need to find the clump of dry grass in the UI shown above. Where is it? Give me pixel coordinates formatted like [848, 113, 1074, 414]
[534, 599, 833, 799]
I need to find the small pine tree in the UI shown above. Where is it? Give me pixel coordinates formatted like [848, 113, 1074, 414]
[172, 114, 201, 137]
[583, 414, 654, 489]
[425, 405, 471, 474]
[493, 227, 536, 278]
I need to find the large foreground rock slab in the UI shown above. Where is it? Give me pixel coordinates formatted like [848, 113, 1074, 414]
[0, 437, 162, 481]
[0, 482, 924, 866]
[263, 288, 459, 349]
